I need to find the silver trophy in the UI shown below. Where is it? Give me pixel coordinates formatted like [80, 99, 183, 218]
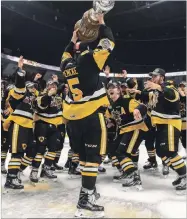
[93, 0, 115, 15]
[74, 0, 115, 42]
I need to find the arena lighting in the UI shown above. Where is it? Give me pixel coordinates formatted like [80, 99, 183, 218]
[146, 2, 150, 9]
[1, 53, 186, 78]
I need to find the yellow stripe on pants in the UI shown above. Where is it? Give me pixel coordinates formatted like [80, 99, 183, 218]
[168, 124, 174, 151]
[12, 123, 19, 153]
[127, 130, 139, 154]
[98, 113, 107, 155]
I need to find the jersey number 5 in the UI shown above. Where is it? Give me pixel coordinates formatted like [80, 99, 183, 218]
[68, 78, 83, 101]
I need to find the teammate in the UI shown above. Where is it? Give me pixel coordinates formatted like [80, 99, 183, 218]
[131, 77, 158, 171]
[1, 81, 14, 174]
[3, 56, 36, 190]
[29, 78, 63, 183]
[178, 81, 186, 151]
[60, 14, 114, 217]
[146, 68, 186, 193]
[105, 81, 148, 189]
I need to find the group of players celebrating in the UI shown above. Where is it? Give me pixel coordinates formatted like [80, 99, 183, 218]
[1, 14, 186, 218]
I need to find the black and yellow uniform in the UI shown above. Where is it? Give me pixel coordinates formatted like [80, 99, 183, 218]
[4, 68, 37, 183]
[106, 96, 147, 175]
[179, 94, 186, 148]
[135, 89, 157, 163]
[149, 83, 186, 177]
[54, 94, 66, 166]
[1, 82, 13, 171]
[60, 24, 114, 190]
[31, 91, 63, 169]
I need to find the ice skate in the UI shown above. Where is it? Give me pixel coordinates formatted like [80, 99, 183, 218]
[30, 168, 39, 186]
[172, 175, 186, 195]
[75, 187, 104, 218]
[40, 164, 57, 182]
[17, 170, 23, 184]
[113, 169, 124, 183]
[98, 165, 106, 173]
[68, 162, 81, 179]
[113, 168, 137, 184]
[52, 162, 64, 172]
[122, 171, 143, 191]
[162, 163, 169, 178]
[3, 174, 24, 194]
[103, 156, 112, 165]
[143, 159, 158, 171]
[1, 161, 7, 174]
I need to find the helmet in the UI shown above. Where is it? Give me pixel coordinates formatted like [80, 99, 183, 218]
[46, 79, 59, 87]
[26, 81, 35, 88]
[7, 84, 15, 91]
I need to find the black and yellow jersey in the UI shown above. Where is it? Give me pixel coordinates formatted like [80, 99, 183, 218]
[105, 96, 148, 134]
[148, 84, 181, 131]
[60, 24, 115, 120]
[34, 92, 64, 126]
[1, 84, 13, 121]
[135, 89, 154, 129]
[3, 68, 37, 130]
[179, 94, 186, 130]
[1, 88, 14, 123]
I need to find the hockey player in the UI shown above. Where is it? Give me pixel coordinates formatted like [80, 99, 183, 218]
[105, 82, 148, 189]
[3, 56, 36, 190]
[29, 78, 63, 183]
[60, 14, 114, 218]
[1, 81, 14, 174]
[178, 81, 186, 151]
[146, 68, 186, 194]
[131, 77, 158, 171]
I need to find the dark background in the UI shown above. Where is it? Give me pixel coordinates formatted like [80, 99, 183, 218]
[1, 1, 186, 74]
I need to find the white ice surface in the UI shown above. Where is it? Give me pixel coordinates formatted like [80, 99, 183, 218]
[1, 138, 186, 218]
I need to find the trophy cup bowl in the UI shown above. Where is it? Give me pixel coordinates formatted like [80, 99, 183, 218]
[74, 0, 115, 43]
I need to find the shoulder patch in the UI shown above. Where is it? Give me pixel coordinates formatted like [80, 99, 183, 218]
[98, 38, 114, 50]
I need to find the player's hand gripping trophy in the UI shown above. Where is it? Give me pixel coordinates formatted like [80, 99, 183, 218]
[74, 0, 115, 42]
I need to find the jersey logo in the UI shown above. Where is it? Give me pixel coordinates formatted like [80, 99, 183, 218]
[148, 91, 159, 108]
[98, 38, 113, 50]
[38, 136, 45, 142]
[22, 144, 27, 150]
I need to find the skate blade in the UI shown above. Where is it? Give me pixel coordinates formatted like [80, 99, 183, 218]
[2, 187, 24, 194]
[176, 190, 186, 196]
[75, 209, 104, 218]
[143, 168, 158, 172]
[54, 169, 64, 173]
[39, 177, 58, 183]
[123, 185, 143, 192]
